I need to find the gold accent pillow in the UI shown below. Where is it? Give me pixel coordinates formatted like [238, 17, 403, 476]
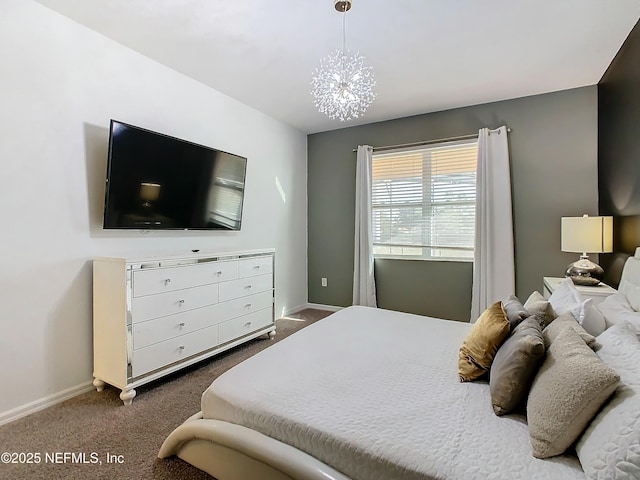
[458, 301, 510, 382]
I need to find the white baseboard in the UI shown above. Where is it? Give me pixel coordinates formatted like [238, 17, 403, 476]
[280, 304, 309, 317]
[281, 303, 341, 316]
[280, 303, 342, 318]
[0, 381, 94, 427]
[305, 303, 343, 312]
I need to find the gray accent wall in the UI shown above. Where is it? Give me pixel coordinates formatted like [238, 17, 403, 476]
[308, 86, 598, 321]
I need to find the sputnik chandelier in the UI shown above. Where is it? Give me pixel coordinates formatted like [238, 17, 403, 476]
[311, 0, 376, 122]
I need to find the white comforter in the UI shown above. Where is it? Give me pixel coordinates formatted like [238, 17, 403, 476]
[202, 306, 585, 480]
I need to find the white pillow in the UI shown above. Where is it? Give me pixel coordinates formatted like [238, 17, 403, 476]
[548, 278, 582, 314]
[576, 322, 640, 480]
[580, 301, 607, 338]
[619, 279, 640, 312]
[549, 279, 606, 336]
[597, 292, 640, 336]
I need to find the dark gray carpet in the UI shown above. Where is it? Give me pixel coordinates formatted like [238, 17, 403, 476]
[0, 309, 332, 480]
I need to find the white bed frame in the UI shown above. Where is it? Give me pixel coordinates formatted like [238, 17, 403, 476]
[159, 248, 640, 480]
[158, 412, 349, 480]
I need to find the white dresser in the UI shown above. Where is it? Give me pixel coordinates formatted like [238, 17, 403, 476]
[93, 249, 275, 405]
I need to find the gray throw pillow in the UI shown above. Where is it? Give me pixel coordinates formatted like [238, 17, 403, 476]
[502, 295, 529, 329]
[527, 327, 620, 458]
[542, 312, 597, 349]
[490, 316, 545, 416]
[523, 291, 555, 329]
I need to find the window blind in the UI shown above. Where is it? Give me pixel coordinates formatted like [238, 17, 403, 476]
[206, 153, 246, 230]
[371, 138, 478, 260]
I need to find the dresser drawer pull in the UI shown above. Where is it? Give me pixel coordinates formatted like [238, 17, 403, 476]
[164, 278, 171, 285]
[244, 321, 252, 328]
[178, 345, 185, 351]
[178, 299, 185, 305]
[244, 285, 252, 290]
[178, 322, 186, 328]
[253, 265, 261, 270]
[216, 271, 223, 276]
[244, 303, 252, 309]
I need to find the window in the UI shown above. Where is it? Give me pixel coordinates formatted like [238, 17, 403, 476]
[371, 139, 478, 261]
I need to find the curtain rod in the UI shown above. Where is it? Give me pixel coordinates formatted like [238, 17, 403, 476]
[352, 127, 511, 153]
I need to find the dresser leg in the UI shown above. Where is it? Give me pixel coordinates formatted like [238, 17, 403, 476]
[93, 377, 106, 392]
[268, 330, 276, 339]
[119, 388, 136, 406]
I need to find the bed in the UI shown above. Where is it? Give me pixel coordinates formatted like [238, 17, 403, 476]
[159, 248, 640, 480]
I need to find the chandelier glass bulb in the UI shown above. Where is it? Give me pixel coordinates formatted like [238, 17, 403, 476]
[311, 49, 376, 122]
[311, 0, 376, 122]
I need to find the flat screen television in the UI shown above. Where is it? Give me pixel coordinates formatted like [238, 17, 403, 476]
[103, 120, 247, 230]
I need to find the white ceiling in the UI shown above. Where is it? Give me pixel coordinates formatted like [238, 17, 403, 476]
[36, 0, 640, 134]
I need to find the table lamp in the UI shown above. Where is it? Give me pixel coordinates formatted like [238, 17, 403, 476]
[561, 214, 613, 286]
[139, 182, 161, 209]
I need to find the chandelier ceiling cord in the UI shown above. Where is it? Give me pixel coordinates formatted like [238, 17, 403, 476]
[311, 0, 376, 122]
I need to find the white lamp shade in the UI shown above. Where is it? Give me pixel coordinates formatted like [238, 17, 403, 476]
[140, 182, 161, 201]
[561, 215, 613, 254]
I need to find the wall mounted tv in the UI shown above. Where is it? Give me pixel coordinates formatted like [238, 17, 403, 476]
[103, 120, 247, 230]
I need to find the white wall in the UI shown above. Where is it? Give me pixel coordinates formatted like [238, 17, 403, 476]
[0, 0, 308, 422]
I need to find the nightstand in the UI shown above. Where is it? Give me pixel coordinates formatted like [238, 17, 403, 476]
[543, 277, 616, 306]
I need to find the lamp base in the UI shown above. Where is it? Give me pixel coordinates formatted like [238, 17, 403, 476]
[565, 256, 604, 286]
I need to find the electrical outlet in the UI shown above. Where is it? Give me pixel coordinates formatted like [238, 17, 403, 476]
[321, 277, 328, 287]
